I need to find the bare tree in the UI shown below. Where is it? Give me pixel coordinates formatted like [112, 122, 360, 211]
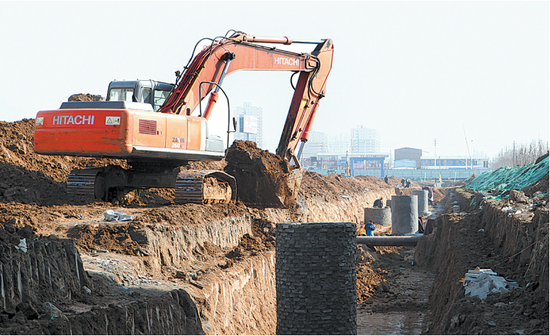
[491, 140, 549, 169]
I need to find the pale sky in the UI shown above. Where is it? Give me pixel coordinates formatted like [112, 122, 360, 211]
[0, 1, 548, 159]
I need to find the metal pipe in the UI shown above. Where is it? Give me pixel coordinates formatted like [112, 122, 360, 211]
[356, 235, 421, 246]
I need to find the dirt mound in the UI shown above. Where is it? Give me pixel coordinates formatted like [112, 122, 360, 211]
[224, 140, 300, 208]
[68, 93, 103, 102]
[0, 119, 126, 205]
[184, 158, 227, 171]
[522, 172, 549, 197]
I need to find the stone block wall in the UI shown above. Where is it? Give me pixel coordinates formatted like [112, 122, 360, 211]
[275, 222, 356, 335]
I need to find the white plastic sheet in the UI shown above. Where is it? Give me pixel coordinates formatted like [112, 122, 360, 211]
[104, 210, 132, 221]
[463, 267, 519, 300]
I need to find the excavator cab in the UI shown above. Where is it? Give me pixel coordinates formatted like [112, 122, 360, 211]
[106, 80, 173, 111]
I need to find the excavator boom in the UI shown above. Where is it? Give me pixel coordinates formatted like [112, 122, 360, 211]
[159, 31, 334, 161]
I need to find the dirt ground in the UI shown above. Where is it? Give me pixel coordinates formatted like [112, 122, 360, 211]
[0, 119, 548, 334]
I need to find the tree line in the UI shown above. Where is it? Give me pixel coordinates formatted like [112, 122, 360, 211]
[491, 139, 549, 169]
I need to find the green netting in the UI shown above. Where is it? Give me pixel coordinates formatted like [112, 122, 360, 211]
[465, 156, 549, 194]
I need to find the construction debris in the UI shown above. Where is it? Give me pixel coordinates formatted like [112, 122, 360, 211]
[103, 210, 132, 221]
[463, 268, 519, 300]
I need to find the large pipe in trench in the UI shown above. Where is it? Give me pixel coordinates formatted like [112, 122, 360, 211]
[357, 235, 421, 246]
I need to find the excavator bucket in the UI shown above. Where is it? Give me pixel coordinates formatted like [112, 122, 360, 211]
[224, 140, 302, 208]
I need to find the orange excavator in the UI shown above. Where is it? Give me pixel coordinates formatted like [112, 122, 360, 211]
[34, 30, 334, 206]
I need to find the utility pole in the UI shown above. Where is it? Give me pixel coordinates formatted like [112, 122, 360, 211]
[434, 139, 437, 169]
[462, 124, 473, 172]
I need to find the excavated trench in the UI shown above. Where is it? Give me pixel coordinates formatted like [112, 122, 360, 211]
[0, 184, 395, 334]
[0, 120, 548, 334]
[1, 179, 548, 334]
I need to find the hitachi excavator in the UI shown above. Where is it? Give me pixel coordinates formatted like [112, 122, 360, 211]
[34, 30, 334, 206]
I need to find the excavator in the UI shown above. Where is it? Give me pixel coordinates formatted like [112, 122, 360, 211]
[34, 30, 334, 207]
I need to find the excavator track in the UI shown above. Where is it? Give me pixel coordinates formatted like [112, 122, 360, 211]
[175, 170, 236, 204]
[66, 168, 104, 199]
[67, 166, 237, 204]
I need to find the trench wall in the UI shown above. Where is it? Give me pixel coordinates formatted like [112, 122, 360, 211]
[479, 200, 548, 299]
[129, 215, 253, 273]
[38, 289, 204, 335]
[454, 191, 548, 299]
[415, 190, 549, 334]
[128, 188, 392, 274]
[193, 252, 277, 335]
[265, 189, 395, 225]
[0, 236, 88, 312]
[0, 230, 204, 335]
[305, 190, 394, 223]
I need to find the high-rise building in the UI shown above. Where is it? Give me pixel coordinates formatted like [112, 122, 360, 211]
[300, 131, 328, 159]
[234, 102, 263, 148]
[350, 125, 380, 153]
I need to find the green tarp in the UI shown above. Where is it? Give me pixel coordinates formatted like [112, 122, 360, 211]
[465, 156, 548, 195]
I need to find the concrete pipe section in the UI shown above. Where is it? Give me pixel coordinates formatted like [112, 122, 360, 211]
[356, 235, 421, 246]
[364, 206, 391, 226]
[391, 195, 418, 235]
[412, 190, 431, 216]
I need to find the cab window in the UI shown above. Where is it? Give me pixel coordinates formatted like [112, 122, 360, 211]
[142, 88, 152, 104]
[153, 90, 171, 111]
[109, 88, 134, 102]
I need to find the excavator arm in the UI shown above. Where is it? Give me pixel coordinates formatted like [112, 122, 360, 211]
[159, 31, 334, 163]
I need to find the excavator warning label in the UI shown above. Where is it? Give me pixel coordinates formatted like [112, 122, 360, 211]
[52, 115, 95, 125]
[105, 116, 121, 125]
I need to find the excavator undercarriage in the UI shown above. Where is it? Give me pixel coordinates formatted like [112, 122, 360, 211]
[67, 164, 237, 205]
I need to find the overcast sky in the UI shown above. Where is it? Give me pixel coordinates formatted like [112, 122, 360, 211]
[0, 1, 548, 159]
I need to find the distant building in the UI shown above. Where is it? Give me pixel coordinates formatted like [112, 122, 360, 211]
[393, 146, 490, 170]
[350, 126, 380, 153]
[234, 102, 263, 148]
[394, 147, 422, 168]
[300, 131, 328, 159]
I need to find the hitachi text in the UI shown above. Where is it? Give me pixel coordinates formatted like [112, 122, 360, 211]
[274, 57, 299, 66]
[52, 115, 95, 125]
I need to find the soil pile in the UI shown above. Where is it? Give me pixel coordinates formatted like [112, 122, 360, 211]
[300, 171, 367, 199]
[68, 93, 103, 102]
[224, 140, 300, 208]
